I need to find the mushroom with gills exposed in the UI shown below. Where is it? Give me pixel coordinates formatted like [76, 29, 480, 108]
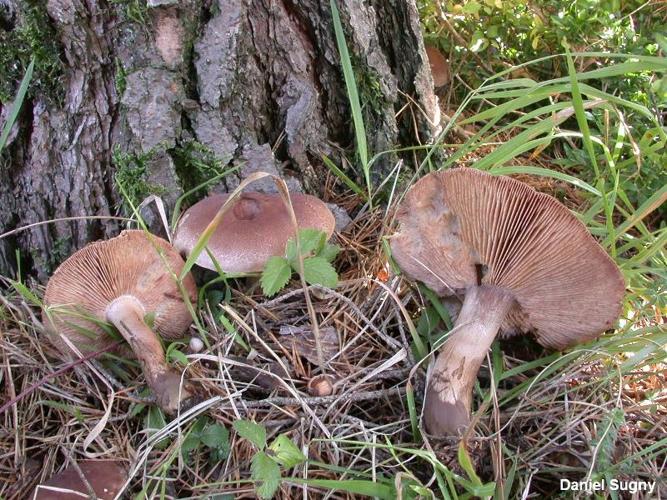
[390, 168, 625, 437]
[173, 191, 335, 273]
[43, 230, 198, 414]
[32, 460, 127, 500]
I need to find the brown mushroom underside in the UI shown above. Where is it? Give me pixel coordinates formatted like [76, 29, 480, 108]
[391, 168, 625, 435]
[391, 168, 624, 350]
[43, 230, 198, 413]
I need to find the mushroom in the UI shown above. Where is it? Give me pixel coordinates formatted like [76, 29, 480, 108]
[43, 230, 198, 414]
[391, 168, 625, 436]
[425, 44, 450, 88]
[32, 460, 126, 499]
[173, 191, 335, 273]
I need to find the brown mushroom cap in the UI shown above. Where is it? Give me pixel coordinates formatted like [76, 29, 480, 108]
[32, 460, 126, 500]
[391, 168, 625, 349]
[43, 230, 197, 353]
[425, 44, 450, 88]
[173, 191, 335, 273]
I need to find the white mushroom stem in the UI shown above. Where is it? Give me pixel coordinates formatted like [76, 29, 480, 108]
[423, 285, 514, 436]
[106, 295, 192, 413]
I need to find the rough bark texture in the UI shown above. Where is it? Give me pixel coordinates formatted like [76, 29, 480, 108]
[0, 0, 437, 280]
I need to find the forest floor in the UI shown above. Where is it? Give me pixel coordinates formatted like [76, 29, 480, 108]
[1, 1, 666, 499]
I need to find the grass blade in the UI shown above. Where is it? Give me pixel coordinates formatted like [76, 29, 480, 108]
[330, 0, 370, 201]
[0, 58, 34, 152]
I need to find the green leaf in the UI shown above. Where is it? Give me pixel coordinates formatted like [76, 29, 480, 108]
[330, 0, 370, 200]
[180, 434, 201, 457]
[0, 58, 34, 153]
[319, 243, 340, 263]
[233, 419, 267, 450]
[145, 406, 169, 450]
[286, 228, 326, 262]
[301, 257, 338, 288]
[261, 256, 292, 297]
[166, 346, 188, 366]
[458, 441, 483, 487]
[462, 0, 481, 16]
[286, 478, 395, 499]
[251, 451, 281, 499]
[201, 424, 230, 457]
[268, 434, 306, 469]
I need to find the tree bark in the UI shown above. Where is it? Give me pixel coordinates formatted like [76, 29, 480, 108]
[0, 0, 437, 280]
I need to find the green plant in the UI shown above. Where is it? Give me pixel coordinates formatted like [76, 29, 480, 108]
[114, 57, 128, 96]
[110, 0, 149, 25]
[170, 140, 228, 195]
[112, 146, 167, 213]
[0, 58, 33, 153]
[181, 416, 230, 464]
[0, 3, 64, 102]
[419, 0, 663, 84]
[261, 228, 340, 297]
[233, 419, 306, 499]
[330, 0, 372, 203]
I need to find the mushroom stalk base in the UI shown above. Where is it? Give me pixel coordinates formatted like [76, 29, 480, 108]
[423, 285, 513, 437]
[106, 295, 192, 413]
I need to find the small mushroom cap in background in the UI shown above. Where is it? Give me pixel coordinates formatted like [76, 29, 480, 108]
[425, 44, 450, 88]
[32, 460, 127, 499]
[391, 168, 625, 349]
[173, 191, 335, 273]
[43, 230, 197, 354]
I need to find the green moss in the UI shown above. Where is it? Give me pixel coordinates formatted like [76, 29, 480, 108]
[110, 0, 149, 26]
[30, 235, 71, 275]
[112, 146, 167, 214]
[0, 2, 65, 102]
[351, 56, 386, 121]
[170, 140, 227, 195]
[114, 58, 128, 96]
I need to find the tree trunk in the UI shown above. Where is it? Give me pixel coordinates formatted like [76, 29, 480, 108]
[0, 0, 437, 280]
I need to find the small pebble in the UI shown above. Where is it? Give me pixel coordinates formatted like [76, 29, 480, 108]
[189, 337, 204, 353]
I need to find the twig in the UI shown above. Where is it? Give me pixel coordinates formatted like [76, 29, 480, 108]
[223, 386, 406, 409]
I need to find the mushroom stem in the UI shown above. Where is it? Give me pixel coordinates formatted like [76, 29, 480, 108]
[106, 295, 192, 413]
[423, 285, 513, 436]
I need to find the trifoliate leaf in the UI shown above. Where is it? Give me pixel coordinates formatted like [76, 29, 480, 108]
[286, 228, 326, 262]
[268, 434, 307, 468]
[251, 451, 281, 499]
[261, 256, 292, 297]
[233, 419, 267, 450]
[319, 243, 340, 262]
[301, 257, 338, 288]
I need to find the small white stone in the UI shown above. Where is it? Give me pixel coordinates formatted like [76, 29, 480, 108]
[189, 337, 204, 353]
